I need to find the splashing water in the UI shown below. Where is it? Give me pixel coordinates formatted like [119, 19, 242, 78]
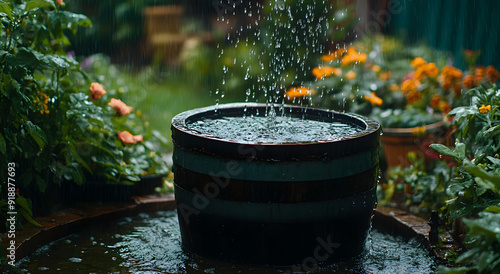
[217, 0, 335, 106]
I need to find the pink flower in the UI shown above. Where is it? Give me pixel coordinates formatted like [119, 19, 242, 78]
[118, 131, 143, 144]
[108, 98, 133, 115]
[89, 82, 107, 100]
[133, 135, 144, 143]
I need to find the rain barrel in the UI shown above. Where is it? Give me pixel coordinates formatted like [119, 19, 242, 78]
[171, 103, 381, 265]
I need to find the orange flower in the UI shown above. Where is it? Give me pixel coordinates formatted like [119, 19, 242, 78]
[37, 92, 50, 114]
[441, 65, 463, 80]
[479, 104, 491, 113]
[56, 0, 64, 5]
[379, 71, 391, 81]
[285, 87, 316, 100]
[411, 57, 427, 69]
[108, 98, 133, 115]
[415, 62, 439, 81]
[411, 126, 426, 136]
[441, 79, 453, 91]
[118, 131, 135, 144]
[486, 65, 499, 83]
[321, 48, 348, 62]
[430, 94, 441, 109]
[401, 79, 420, 93]
[117, 131, 143, 144]
[312, 66, 341, 80]
[389, 84, 399, 92]
[475, 65, 485, 82]
[463, 75, 476, 89]
[133, 135, 144, 143]
[371, 65, 381, 73]
[340, 47, 367, 66]
[406, 90, 422, 104]
[439, 101, 451, 115]
[364, 92, 383, 106]
[344, 70, 356, 80]
[89, 82, 107, 100]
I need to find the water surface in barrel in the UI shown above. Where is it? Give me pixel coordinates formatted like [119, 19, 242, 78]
[188, 114, 364, 144]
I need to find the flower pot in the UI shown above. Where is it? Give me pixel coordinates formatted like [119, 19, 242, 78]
[380, 121, 450, 168]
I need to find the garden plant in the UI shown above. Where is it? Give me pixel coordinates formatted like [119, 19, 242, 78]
[0, 0, 168, 243]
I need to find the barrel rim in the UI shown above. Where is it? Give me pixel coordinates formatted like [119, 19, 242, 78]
[171, 102, 380, 146]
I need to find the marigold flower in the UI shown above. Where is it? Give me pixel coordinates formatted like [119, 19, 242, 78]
[89, 82, 107, 100]
[401, 79, 420, 93]
[380, 71, 391, 81]
[441, 79, 453, 91]
[345, 70, 356, 81]
[411, 57, 427, 69]
[441, 65, 463, 80]
[364, 92, 383, 106]
[463, 75, 476, 89]
[411, 126, 426, 136]
[108, 98, 133, 115]
[312, 66, 341, 80]
[479, 104, 491, 113]
[475, 65, 485, 82]
[285, 87, 316, 100]
[340, 48, 366, 66]
[415, 62, 439, 81]
[389, 84, 399, 92]
[430, 94, 441, 109]
[320, 48, 348, 62]
[371, 65, 381, 73]
[486, 65, 499, 83]
[439, 101, 451, 115]
[406, 90, 422, 104]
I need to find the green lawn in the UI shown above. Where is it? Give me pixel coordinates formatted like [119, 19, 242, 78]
[121, 68, 244, 152]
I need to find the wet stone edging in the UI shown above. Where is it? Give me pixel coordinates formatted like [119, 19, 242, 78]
[1, 194, 453, 267]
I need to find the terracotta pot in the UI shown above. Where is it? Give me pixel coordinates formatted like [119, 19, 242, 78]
[380, 121, 450, 168]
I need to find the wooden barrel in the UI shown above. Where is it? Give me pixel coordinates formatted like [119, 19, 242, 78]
[171, 103, 381, 265]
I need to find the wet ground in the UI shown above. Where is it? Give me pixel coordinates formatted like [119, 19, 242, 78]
[17, 210, 436, 273]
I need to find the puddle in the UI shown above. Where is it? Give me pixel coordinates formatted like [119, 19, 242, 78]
[17, 210, 436, 273]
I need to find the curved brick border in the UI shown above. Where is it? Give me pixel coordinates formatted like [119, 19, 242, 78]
[1, 194, 453, 267]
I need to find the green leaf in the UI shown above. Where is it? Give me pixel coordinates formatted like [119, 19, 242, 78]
[22, 119, 46, 150]
[0, 0, 12, 20]
[0, 131, 5, 154]
[429, 144, 460, 160]
[19, 207, 42, 227]
[60, 11, 92, 28]
[484, 125, 500, 137]
[25, 0, 55, 12]
[15, 195, 33, 216]
[455, 143, 466, 159]
[483, 206, 500, 213]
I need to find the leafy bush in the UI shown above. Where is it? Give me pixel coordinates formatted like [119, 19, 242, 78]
[431, 85, 500, 222]
[0, 0, 168, 225]
[438, 207, 500, 273]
